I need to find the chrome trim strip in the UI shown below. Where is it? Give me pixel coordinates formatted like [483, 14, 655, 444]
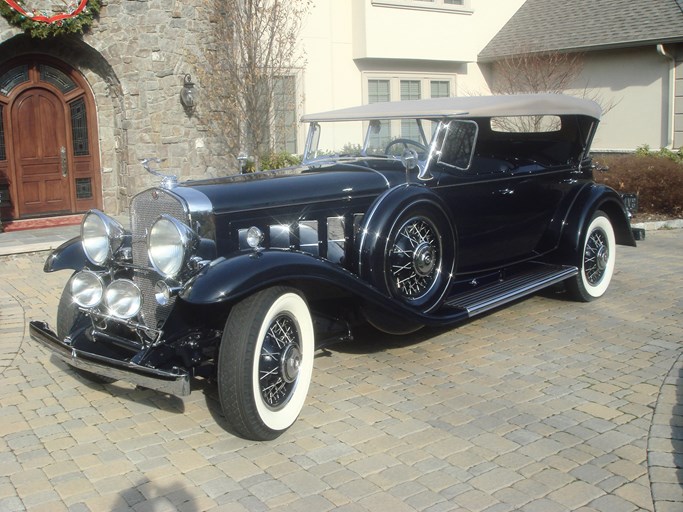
[29, 321, 190, 397]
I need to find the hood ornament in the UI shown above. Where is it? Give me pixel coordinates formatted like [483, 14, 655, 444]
[140, 158, 178, 189]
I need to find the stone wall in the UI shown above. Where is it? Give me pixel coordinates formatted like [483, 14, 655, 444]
[0, 0, 234, 215]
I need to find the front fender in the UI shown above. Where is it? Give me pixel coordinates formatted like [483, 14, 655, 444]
[179, 249, 470, 327]
[43, 237, 91, 273]
[180, 250, 368, 305]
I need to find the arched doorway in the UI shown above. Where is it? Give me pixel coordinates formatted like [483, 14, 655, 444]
[0, 56, 101, 220]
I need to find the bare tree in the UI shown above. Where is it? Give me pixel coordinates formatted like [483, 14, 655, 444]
[489, 51, 615, 131]
[199, 0, 310, 170]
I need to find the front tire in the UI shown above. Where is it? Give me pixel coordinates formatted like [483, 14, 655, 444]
[218, 287, 314, 441]
[567, 211, 616, 302]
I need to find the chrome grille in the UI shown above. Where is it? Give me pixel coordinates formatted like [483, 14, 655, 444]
[130, 189, 188, 330]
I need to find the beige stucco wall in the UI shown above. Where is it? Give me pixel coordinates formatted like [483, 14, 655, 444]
[568, 47, 671, 152]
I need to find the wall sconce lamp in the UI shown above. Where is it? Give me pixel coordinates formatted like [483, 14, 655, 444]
[180, 74, 197, 114]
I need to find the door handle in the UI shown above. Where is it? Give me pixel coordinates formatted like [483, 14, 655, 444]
[60, 146, 68, 177]
[497, 188, 515, 196]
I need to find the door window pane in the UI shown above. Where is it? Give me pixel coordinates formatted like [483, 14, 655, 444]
[70, 97, 89, 156]
[39, 65, 77, 94]
[76, 178, 93, 199]
[0, 65, 29, 96]
[0, 105, 5, 161]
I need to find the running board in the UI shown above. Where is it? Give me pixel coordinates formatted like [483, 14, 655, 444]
[444, 263, 578, 318]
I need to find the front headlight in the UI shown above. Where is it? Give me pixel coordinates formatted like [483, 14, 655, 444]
[81, 210, 125, 266]
[148, 215, 198, 278]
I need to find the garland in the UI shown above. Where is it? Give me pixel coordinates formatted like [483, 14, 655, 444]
[0, 0, 101, 39]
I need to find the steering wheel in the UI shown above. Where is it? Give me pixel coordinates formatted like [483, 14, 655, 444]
[385, 139, 428, 157]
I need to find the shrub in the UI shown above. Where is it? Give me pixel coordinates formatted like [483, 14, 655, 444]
[593, 154, 683, 217]
[243, 152, 303, 172]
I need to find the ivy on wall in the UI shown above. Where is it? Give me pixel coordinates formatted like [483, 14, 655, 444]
[0, 0, 101, 39]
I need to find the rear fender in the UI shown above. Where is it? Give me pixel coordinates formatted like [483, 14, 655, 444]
[557, 184, 636, 264]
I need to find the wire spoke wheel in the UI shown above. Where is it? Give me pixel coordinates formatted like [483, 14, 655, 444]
[567, 210, 616, 302]
[258, 314, 301, 409]
[583, 227, 610, 285]
[389, 216, 441, 301]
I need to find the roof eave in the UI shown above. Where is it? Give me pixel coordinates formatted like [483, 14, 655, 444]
[479, 37, 683, 63]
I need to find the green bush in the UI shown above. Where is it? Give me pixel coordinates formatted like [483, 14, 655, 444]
[593, 153, 683, 217]
[634, 144, 683, 164]
[243, 152, 302, 172]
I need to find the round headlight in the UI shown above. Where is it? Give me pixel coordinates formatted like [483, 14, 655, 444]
[81, 210, 125, 266]
[70, 271, 104, 308]
[148, 215, 198, 278]
[105, 280, 142, 319]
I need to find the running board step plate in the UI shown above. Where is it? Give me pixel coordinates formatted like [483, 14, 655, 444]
[444, 263, 578, 317]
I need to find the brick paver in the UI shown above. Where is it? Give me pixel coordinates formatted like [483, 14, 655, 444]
[0, 230, 681, 511]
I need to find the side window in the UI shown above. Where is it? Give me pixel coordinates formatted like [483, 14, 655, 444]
[437, 120, 478, 170]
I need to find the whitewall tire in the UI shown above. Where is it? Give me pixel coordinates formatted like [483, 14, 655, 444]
[218, 287, 314, 440]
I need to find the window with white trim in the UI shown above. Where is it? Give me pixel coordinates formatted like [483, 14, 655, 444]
[272, 75, 298, 154]
[372, 0, 471, 14]
[368, 79, 392, 149]
[365, 75, 455, 143]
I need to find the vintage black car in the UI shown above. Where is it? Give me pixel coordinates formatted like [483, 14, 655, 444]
[30, 94, 636, 440]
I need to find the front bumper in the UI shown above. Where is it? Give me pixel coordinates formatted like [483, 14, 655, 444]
[29, 321, 191, 397]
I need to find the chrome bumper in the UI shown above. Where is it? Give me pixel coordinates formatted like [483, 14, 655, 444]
[29, 321, 191, 397]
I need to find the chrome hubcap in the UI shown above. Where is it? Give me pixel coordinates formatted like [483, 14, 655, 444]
[413, 242, 436, 277]
[281, 344, 301, 384]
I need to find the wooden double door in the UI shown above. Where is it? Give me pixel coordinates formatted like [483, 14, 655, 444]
[0, 58, 101, 220]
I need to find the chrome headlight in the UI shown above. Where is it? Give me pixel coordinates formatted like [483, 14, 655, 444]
[148, 215, 198, 278]
[105, 280, 142, 319]
[71, 271, 104, 308]
[81, 210, 125, 266]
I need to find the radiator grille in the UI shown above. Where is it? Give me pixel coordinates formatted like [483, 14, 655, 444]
[130, 189, 188, 330]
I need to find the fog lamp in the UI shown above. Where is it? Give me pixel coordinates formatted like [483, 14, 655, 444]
[246, 226, 264, 249]
[105, 280, 142, 319]
[71, 271, 104, 308]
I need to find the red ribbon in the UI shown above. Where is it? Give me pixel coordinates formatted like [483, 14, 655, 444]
[3, 0, 89, 23]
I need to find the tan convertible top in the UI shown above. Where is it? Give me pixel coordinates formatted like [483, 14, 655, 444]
[301, 94, 602, 122]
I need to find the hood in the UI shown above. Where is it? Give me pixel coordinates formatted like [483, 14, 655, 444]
[180, 163, 401, 214]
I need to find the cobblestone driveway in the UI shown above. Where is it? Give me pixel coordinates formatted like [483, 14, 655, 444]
[0, 231, 681, 511]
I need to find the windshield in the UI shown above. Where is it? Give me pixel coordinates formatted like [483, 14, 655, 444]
[303, 119, 438, 163]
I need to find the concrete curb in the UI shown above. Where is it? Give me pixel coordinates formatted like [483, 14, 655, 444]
[633, 219, 683, 231]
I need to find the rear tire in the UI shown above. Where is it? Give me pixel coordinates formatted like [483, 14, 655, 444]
[566, 211, 616, 302]
[218, 287, 314, 440]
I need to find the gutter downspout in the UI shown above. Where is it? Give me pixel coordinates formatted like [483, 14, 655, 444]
[656, 44, 676, 149]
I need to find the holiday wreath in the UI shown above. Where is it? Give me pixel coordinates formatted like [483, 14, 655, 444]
[0, 0, 101, 39]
